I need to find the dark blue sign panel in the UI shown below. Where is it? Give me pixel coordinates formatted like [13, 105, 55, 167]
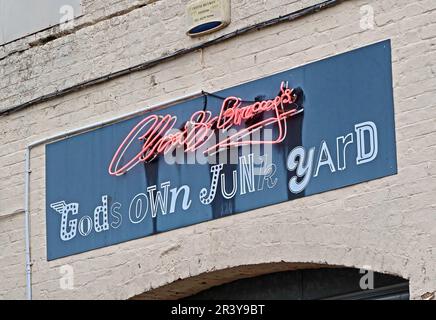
[46, 40, 397, 260]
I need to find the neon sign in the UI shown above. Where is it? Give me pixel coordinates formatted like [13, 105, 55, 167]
[108, 82, 303, 176]
[46, 41, 398, 260]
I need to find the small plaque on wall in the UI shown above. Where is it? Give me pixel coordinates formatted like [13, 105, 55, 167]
[186, 0, 231, 37]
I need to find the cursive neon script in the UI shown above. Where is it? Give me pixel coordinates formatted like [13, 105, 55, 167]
[108, 82, 302, 176]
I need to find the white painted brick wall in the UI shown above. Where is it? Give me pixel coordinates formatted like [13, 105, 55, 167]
[0, 0, 435, 299]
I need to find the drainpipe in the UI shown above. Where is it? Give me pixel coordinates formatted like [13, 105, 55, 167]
[22, 90, 203, 300]
[24, 148, 32, 300]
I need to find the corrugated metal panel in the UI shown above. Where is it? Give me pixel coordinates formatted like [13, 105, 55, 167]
[0, 0, 82, 45]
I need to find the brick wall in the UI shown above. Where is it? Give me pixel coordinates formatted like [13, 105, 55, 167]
[0, 0, 435, 299]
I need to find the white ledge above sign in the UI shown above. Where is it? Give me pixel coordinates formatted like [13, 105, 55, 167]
[186, 0, 231, 37]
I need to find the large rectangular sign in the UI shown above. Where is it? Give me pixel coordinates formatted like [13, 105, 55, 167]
[46, 40, 397, 260]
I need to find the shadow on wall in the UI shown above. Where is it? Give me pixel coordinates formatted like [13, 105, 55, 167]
[130, 263, 409, 300]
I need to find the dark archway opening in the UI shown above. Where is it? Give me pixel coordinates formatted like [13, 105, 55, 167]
[186, 268, 409, 300]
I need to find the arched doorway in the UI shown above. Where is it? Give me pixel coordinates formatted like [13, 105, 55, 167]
[187, 267, 409, 300]
[131, 264, 409, 300]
